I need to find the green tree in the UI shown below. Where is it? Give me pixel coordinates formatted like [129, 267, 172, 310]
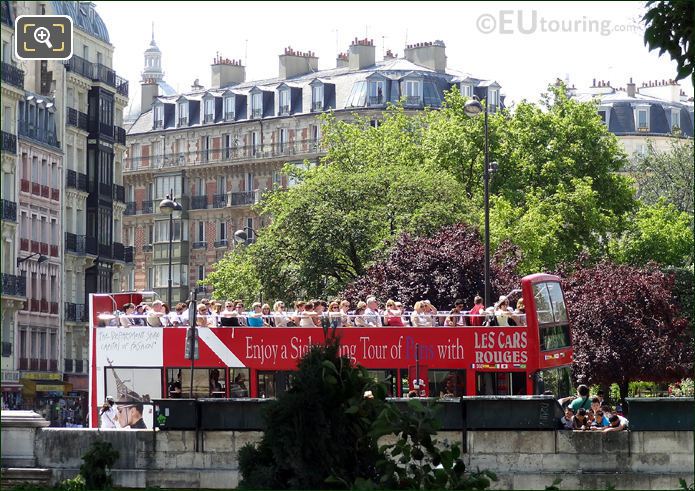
[629, 138, 694, 215]
[201, 243, 262, 303]
[608, 199, 694, 267]
[642, 0, 695, 84]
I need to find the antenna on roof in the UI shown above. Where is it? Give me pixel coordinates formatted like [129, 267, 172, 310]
[382, 35, 385, 58]
[151, 21, 154, 43]
[244, 39, 248, 67]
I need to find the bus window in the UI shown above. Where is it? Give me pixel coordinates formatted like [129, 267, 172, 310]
[428, 370, 465, 398]
[229, 368, 250, 398]
[535, 367, 572, 398]
[366, 369, 398, 397]
[533, 281, 571, 351]
[476, 372, 527, 395]
[167, 368, 224, 398]
[257, 371, 293, 398]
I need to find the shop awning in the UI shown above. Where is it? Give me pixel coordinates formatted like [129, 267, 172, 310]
[20, 379, 73, 395]
[1, 382, 22, 392]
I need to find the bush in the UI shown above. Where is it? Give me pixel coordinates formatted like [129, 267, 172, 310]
[79, 440, 119, 490]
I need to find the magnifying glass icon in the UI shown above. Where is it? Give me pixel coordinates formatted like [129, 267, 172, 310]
[33, 27, 53, 49]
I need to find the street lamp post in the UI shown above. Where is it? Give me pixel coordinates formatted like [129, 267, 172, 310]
[233, 226, 261, 303]
[464, 96, 496, 307]
[159, 192, 182, 308]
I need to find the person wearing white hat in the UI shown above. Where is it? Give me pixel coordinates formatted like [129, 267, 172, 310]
[100, 395, 118, 429]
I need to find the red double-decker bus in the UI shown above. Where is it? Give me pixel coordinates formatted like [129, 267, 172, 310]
[88, 273, 572, 428]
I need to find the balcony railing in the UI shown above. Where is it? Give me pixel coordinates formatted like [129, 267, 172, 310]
[113, 184, 125, 202]
[1, 61, 24, 89]
[368, 95, 384, 106]
[312, 100, 323, 112]
[51, 188, 59, 201]
[50, 245, 58, 257]
[204, 114, 214, 123]
[64, 358, 73, 371]
[85, 236, 98, 255]
[231, 191, 257, 206]
[31, 240, 40, 253]
[124, 139, 325, 171]
[115, 126, 126, 145]
[99, 182, 112, 197]
[40, 299, 49, 313]
[124, 201, 136, 215]
[1, 130, 17, 154]
[279, 105, 290, 116]
[40, 242, 48, 255]
[192, 241, 206, 250]
[115, 75, 129, 97]
[41, 185, 49, 198]
[191, 195, 208, 209]
[178, 117, 188, 127]
[214, 239, 228, 248]
[20, 238, 28, 251]
[65, 232, 85, 254]
[18, 122, 59, 147]
[225, 111, 234, 121]
[251, 108, 263, 119]
[50, 302, 58, 315]
[142, 244, 153, 253]
[64, 55, 94, 80]
[113, 242, 125, 262]
[141, 200, 154, 214]
[124, 246, 134, 264]
[1, 199, 17, 222]
[405, 95, 422, 106]
[99, 243, 112, 259]
[213, 193, 227, 208]
[20, 179, 29, 193]
[1, 274, 26, 297]
[66, 170, 88, 192]
[66, 107, 89, 131]
[94, 62, 116, 86]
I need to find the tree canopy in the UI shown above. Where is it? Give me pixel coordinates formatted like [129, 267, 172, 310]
[562, 260, 694, 401]
[204, 86, 638, 301]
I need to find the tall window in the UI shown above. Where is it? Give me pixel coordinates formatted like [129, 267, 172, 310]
[246, 172, 254, 192]
[279, 90, 290, 115]
[312, 85, 324, 111]
[153, 105, 163, 128]
[637, 109, 648, 130]
[488, 89, 499, 112]
[204, 98, 214, 123]
[197, 221, 204, 242]
[218, 221, 227, 241]
[278, 128, 288, 151]
[154, 219, 186, 242]
[251, 131, 259, 155]
[154, 174, 182, 199]
[216, 175, 226, 194]
[251, 93, 263, 118]
[461, 84, 473, 97]
[201, 135, 210, 163]
[177, 102, 188, 126]
[671, 109, 681, 130]
[404, 80, 420, 99]
[224, 134, 232, 159]
[224, 96, 234, 120]
[368, 80, 384, 105]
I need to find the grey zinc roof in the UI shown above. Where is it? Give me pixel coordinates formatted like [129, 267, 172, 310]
[127, 56, 494, 135]
[52, 1, 110, 44]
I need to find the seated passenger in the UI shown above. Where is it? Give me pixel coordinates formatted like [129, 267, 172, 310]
[120, 303, 136, 327]
[339, 300, 352, 327]
[273, 301, 290, 327]
[261, 304, 274, 327]
[439, 376, 457, 398]
[291, 301, 306, 327]
[353, 301, 368, 327]
[468, 295, 485, 326]
[247, 302, 264, 327]
[146, 300, 165, 327]
[196, 303, 211, 327]
[410, 301, 432, 327]
[299, 301, 318, 327]
[384, 299, 405, 326]
[591, 410, 609, 429]
[445, 299, 466, 327]
[230, 373, 248, 398]
[328, 301, 342, 329]
[514, 299, 526, 325]
[494, 296, 515, 326]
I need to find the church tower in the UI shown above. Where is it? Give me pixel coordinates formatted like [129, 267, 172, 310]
[142, 23, 164, 83]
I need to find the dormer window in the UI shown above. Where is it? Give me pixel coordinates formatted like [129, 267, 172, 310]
[224, 96, 234, 121]
[404, 80, 421, 106]
[488, 89, 499, 112]
[634, 105, 649, 132]
[177, 101, 188, 127]
[153, 104, 163, 129]
[671, 109, 681, 131]
[204, 98, 214, 123]
[312, 85, 324, 111]
[251, 92, 263, 119]
[461, 84, 473, 98]
[368, 80, 385, 106]
[279, 89, 290, 116]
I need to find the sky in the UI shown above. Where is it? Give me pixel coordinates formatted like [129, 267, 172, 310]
[96, 1, 693, 105]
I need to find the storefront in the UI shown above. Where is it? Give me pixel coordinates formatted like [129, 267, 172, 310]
[20, 372, 73, 426]
[64, 374, 89, 427]
[1, 370, 23, 409]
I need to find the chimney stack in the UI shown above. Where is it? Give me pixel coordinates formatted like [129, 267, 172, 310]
[626, 77, 635, 98]
[348, 38, 375, 70]
[279, 47, 318, 79]
[191, 79, 204, 91]
[211, 55, 246, 88]
[336, 52, 349, 68]
[404, 40, 447, 73]
[140, 78, 159, 115]
[384, 49, 397, 61]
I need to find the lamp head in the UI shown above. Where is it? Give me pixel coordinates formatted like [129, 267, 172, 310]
[233, 229, 248, 244]
[464, 96, 484, 117]
[159, 196, 177, 215]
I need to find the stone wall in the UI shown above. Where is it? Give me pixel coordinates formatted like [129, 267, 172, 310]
[20, 429, 695, 489]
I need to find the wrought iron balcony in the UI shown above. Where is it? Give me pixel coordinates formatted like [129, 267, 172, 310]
[66, 170, 88, 192]
[1, 130, 17, 154]
[64, 55, 94, 80]
[85, 236, 98, 255]
[115, 75, 129, 97]
[368, 95, 384, 106]
[231, 191, 256, 206]
[279, 105, 290, 116]
[1, 62, 24, 89]
[113, 184, 125, 202]
[214, 239, 228, 248]
[192, 241, 206, 250]
[1, 273, 26, 297]
[252, 108, 263, 119]
[178, 117, 188, 127]
[142, 244, 153, 252]
[141, 200, 154, 214]
[115, 126, 126, 145]
[124, 201, 136, 215]
[191, 195, 208, 209]
[99, 182, 112, 197]
[1, 199, 17, 222]
[66, 107, 89, 131]
[124, 246, 134, 264]
[224, 111, 235, 121]
[405, 95, 422, 106]
[18, 122, 59, 147]
[213, 193, 227, 208]
[113, 242, 125, 262]
[312, 100, 324, 112]
[64, 302, 87, 322]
